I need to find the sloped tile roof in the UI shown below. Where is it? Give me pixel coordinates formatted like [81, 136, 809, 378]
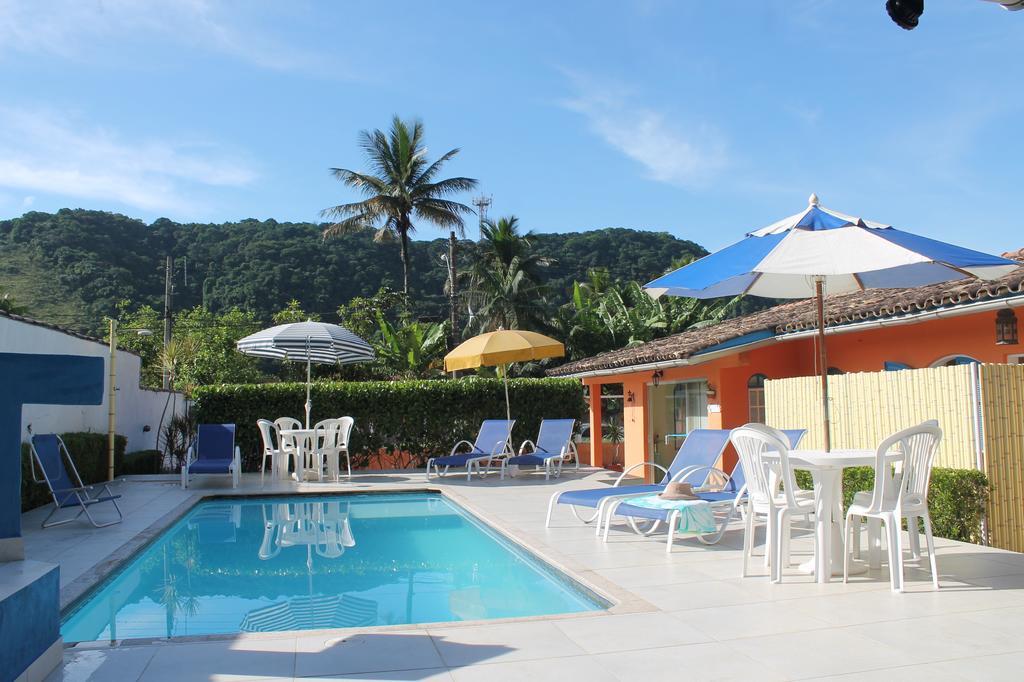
[548, 249, 1024, 377]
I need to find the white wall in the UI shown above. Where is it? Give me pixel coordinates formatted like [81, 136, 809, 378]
[0, 315, 187, 452]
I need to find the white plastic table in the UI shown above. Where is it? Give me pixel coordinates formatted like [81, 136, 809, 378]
[279, 428, 316, 481]
[764, 448, 875, 583]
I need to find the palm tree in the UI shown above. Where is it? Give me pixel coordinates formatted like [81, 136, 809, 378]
[322, 116, 478, 295]
[467, 215, 554, 333]
[471, 216, 554, 284]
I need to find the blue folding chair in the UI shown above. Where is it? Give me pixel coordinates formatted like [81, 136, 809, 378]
[546, 429, 732, 533]
[426, 419, 515, 481]
[181, 424, 241, 489]
[503, 418, 578, 480]
[602, 428, 807, 552]
[29, 434, 123, 528]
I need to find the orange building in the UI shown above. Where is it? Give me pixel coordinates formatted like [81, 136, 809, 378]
[549, 250, 1024, 475]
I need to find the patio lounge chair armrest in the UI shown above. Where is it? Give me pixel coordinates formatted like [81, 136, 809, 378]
[613, 462, 668, 487]
[518, 439, 537, 455]
[449, 440, 476, 456]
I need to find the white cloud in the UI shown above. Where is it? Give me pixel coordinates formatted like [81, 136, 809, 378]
[0, 107, 256, 213]
[0, 0, 317, 71]
[561, 74, 728, 189]
[21, 195, 34, 208]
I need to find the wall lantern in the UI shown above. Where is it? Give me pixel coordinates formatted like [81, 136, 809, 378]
[996, 309, 1019, 345]
[626, 390, 635, 404]
[706, 383, 717, 399]
[651, 369, 664, 387]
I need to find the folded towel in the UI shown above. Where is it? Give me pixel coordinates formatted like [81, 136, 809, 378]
[626, 495, 716, 534]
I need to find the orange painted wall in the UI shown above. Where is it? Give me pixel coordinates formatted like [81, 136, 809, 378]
[580, 308, 1022, 472]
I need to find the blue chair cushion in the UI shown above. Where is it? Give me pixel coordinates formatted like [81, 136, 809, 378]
[431, 452, 487, 467]
[557, 484, 665, 508]
[505, 452, 558, 467]
[189, 459, 234, 474]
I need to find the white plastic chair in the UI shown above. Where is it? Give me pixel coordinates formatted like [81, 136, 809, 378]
[336, 416, 354, 481]
[312, 419, 341, 481]
[257, 419, 283, 487]
[844, 422, 942, 592]
[274, 417, 302, 476]
[730, 424, 815, 582]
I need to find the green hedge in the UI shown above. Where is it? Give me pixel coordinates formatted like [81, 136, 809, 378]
[795, 466, 989, 544]
[21, 433, 127, 512]
[192, 378, 587, 471]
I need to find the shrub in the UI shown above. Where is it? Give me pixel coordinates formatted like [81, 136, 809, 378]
[120, 449, 163, 476]
[795, 466, 989, 544]
[192, 378, 586, 471]
[21, 433, 127, 512]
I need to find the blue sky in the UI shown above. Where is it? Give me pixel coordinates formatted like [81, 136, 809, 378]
[0, 0, 1021, 253]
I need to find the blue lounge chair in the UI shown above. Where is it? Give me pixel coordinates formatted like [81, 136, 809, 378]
[426, 419, 515, 481]
[29, 434, 123, 528]
[181, 423, 241, 489]
[602, 428, 806, 552]
[545, 429, 732, 533]
[502, 418, 578, 480]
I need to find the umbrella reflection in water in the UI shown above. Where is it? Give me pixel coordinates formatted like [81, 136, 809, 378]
[242, 501, 374, 632]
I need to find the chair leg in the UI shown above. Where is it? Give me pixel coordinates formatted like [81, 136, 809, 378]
[666, 511, 678, 553]
[868, 517, 882, 569]
[603, 501, 622, 542]
[545, 493, 560, 527]
[772, 509, 788, 583]
[907, 515, 921, 559]
[884, 515, 903, 592]
[781, 514, 793, 568]
[922, 512, 940, 590]
[741, 502, 754, 578]
[843, 512, 854, 583]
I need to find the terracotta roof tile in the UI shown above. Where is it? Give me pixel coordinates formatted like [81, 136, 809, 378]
[548, 250, 1024, 377]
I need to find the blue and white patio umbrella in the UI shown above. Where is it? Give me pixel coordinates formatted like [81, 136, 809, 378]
[645, 194, 1018, 448]
[236, 320, 374, 428]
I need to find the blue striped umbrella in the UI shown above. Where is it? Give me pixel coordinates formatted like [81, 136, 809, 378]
[645, 194, 1017, 448]
[237, 321, 374, 427]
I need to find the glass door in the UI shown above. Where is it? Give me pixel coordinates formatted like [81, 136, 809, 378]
[648, 380, 708, 471]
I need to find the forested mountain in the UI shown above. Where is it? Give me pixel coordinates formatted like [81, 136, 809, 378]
[0, 209, 707, 334]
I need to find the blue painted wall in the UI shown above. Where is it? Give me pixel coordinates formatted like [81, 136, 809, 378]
[0, 353, 104, 540]
[0, 564, 59, 682]
[0, 352, 103, 681]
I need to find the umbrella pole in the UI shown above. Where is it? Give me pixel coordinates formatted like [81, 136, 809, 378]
[305, 352, 312, 430]
[815, 278, 831, 452]
[502, 364, 511, 423]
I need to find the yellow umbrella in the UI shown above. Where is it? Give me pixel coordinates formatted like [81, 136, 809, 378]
[444, 329, 565, 421]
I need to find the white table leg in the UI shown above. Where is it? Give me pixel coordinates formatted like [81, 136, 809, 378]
[813, 469, 837, 583]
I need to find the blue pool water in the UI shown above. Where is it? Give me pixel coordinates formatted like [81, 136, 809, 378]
[62, 493, 605, 642]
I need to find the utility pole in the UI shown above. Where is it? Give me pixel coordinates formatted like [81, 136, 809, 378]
[107, 319, 117, 482]
[447, 231, 458, 350]
[162, 255, 173, 389]
[472, 194, 492, 239]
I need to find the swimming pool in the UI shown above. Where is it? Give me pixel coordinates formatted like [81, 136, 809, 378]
[62, 493, 606, 642]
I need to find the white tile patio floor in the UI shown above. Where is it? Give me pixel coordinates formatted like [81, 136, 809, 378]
[25, 468, 1024, 681]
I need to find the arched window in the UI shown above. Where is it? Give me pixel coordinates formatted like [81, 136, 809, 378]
[930, 355, 980, 368]
[748, 373, 767, 424]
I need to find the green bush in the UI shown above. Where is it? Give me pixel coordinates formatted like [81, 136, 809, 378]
[795, 466, 989, 544]
[21, 433, 127, 512]
[192, 378, 586, 471]
[120, 449, 163, 476]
